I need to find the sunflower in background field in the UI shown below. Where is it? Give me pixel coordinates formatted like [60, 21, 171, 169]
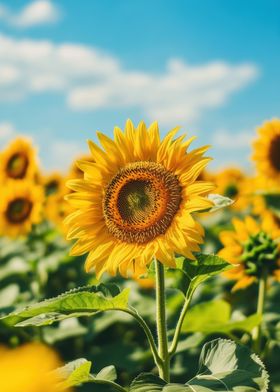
[252, 118, 280, 187]
[45, 191, 72, 236]
[218, 214, 280, 291]
[0, 137, 38, 182]
[65, 120, 215, 278]
[42, 172, 67, 197]
[214, 167, 249, 211]
[0, 180, 44, 237]
[0, 343, 71, 392]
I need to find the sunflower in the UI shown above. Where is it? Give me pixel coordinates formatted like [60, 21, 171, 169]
[45, 192, 72, 235]
[0, 137, 38, 181]
[65, 120, 214, 278]
[42, 172, 67, 197]
[68, 154, 94, 179]
[218, 214, 280, 291]
[0, 180, 44, 237]
[0, 343, 70, 392]
[252, 118, 280, 182]
[215, 167, 249, 210]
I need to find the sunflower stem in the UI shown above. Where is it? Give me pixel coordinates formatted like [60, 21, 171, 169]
[169, 286, 193, 357]
[155, 260, 170, 382]
[252, 269, 268, 354]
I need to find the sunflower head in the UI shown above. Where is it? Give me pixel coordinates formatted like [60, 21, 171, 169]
[0, 180, 44, 237]
[218, 214, 280, 291]
[0, 343, 70, 392]
[252, 118, 280, 184]
[65, 120, 215, 278]
[214, 167, 249, 210]
[0, 137, 38, 181]
[42, 172, 66, 197]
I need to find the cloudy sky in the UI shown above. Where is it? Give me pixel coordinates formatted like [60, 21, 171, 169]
[0, 0, 279, 172]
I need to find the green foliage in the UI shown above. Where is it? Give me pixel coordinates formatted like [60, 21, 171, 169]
[1, 284, 130, 326]
[176, 253, 233, 295]
[182, 299, 261, 336]
[56, 359, 123, 390]
[262, 193, 280, 218]
[130, 339, 269, 391]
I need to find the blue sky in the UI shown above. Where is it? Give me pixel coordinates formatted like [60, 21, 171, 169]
[0, 0, 279, 172]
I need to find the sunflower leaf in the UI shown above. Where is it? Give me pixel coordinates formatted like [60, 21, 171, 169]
[56, 359, 121, 390]
[181, 299, 261, 336]
[176, 253, 233, 295]
[0, 283, 130, 327]
[130, 339, 269, 391]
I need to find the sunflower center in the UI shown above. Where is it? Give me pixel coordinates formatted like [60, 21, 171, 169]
[241, 231, 279, 277]
[103, 161, 182, 244]
[45, 180, 59, 196]
[6, 198, 33, 224]
[7, 153, 29, 179]
[224, 183, 238, 198]
[269, 135, 280, 171]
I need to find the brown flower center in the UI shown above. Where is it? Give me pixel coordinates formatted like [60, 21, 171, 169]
[7, 153, 29, 179]
[103, 161, 182, 244]
[45, 180, 59, 196]
[6, 198, 33, 224]
[269, 135, 280, 172]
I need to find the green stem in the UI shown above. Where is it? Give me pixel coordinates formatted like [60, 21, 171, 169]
[252, 270, 267, 353]
[155, 260, 170, 382]
[122, 308, 162, 366]
[169, 287, 193, 357]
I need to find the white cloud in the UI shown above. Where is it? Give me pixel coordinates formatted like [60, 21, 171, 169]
[0, 1, 60, 28]
[0, 33, 259, 125]
[0, 121, 85, 171]
[0, 121, 17, 141]
[212, 129, 254, 149]
[45, 139, 85, 171]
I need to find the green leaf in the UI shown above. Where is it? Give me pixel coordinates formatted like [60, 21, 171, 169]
[56, 359, 120, 390]
[130, 339, 269, 392]
[207, 194, 234, 212]
[182, 300, 230, 332]
[181, 300, 261, 336]
[57, 358, 92, 389]
[176, 253, 233, 295]
[129, 373, 167, 391]
[187, 338, 269, 391]
[0, 284, 130, 327]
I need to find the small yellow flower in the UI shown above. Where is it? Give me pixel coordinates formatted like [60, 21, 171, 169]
[252, 118, 280, 185]
[218, 214, 280, 291]
[0, 180, 44, 237]
[214, 167, 248, 210]
[0, 137, 38, 181]
[65, 120, 215, 278]
[0, 343, 71, 392]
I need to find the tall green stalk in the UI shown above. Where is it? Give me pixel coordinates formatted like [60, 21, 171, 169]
[252, 270, 268, 354]
[155, 260, 170, 382]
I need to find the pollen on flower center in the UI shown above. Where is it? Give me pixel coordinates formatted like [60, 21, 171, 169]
[269, 135, 280, 171]
[7, 153, 29, 179]
[103, 161, 182, 244]
[6, 198, 33, 224]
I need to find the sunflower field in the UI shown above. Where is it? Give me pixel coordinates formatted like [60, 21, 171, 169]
[0, 117, 280, 392]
